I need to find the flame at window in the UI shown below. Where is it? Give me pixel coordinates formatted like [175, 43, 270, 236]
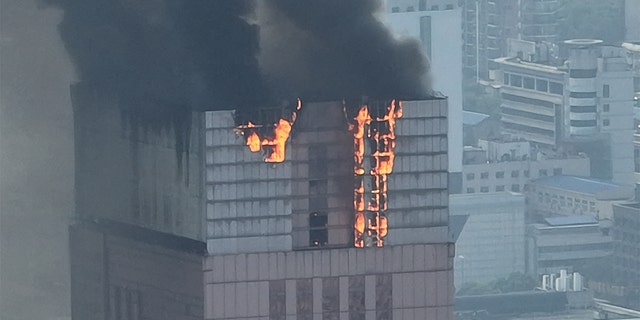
[350, 100, 402, 247]
[237, 99, 301, 163]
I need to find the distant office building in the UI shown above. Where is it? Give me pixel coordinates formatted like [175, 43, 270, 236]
[526, 215, 613, 276]
[461, 139, 590, 194]
[203, 99, 454, 319]
[461, 0, 562, 80]
[450, 192, 526, 288]
[382, 0, 464, 189]
[526, 175, 633, 221]
[489, 39, 635, 183]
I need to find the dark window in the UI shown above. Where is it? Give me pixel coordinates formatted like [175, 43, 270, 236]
[392, 6, 400, 12]
[466, 188, 475, 193]
[569, 91, 597, 98]
[603, 104, 610, 112]
[539, 169, 548, 176]
[466, 173, 475, 180]
[376, 275, 393, 320]
[523, 77, 535, 89]
[309, 212, 328, 247]
[269, 280, 286, 319]
[503, 73, 510, 85]
[496, 185, 505, 191]
[553, 168, 563, 175]
[407, 6, 415, 11]
[481, 172, 489, 179]
[511, 184, 520, 192]
[570, 105, 597, 113]
[297, 279, 313, 317]
[536, 79, 548, 92]
[323, 278, 339, 318]
[570, 69, 597, 78]
[550, 82, 563, 94]
[501, 93, 554, 108]
[480, 186, 489, 193]
[502, 122, 555, 137]
[502, 107, 554, 122]
[349, 276, 365, 320]
[603, 84, 610, 98]
[419, 0, 426, 10]
[524, 170, 530, 178]
[510, 74, 523, 87]
[603, 119, 610, 126]
[496, 171, 505, 178]
[511, 170, 519, 178]
[446, 4, 454, 10]
[570, 120, 597, 127]
[431, 5, 439, 10]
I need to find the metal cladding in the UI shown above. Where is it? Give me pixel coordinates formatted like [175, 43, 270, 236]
[204, 98, 449, 254]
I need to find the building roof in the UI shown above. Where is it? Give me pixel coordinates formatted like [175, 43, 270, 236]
[544, 215, 597, 226]
[533, 175, 624, 195]
[463, 111, 490, 126]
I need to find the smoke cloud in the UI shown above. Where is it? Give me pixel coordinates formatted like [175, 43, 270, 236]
[259, 0, 430, 102]
[44, 0, 430, 116]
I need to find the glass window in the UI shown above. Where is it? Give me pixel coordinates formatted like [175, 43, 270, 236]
[539, 169, 548, 176]
[523, 77, 535, 89]
[496, 185, 505, 191]
[511, 184, 520, 192]
[480, 186, 489, 193]
[466, 187, 475, 193]
[481, 172, 489, 179]
[603, 104, 610, 112]
[524, 170, 530, 178]
[420, 16, 431, 58]
[603, 119, 610, 126]
[496, 171, 505, 178]
[510, 74, 522, 87]
[536, 79, 548, 92]
[503, 73, 510, 85]
[553, 168, 562, 175]
[431, 5, 439, 10]
[603, 84, 610, 98]
[466, 173, 475, 180]
[419, 0, 426, 11]
[446, 4, 454, 10]
[550, 82, 563, 94]
[511, 170, 519, 178]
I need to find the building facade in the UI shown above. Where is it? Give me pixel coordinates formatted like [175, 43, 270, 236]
[461, 138, 591, 194]
[526, 175, 633, 221]
[203, 99, 454, 319]
[610, 188, 640, 308]
[382, 0, 464, 189]
[490, 40, 635, 184]
[526, 216, 613, 276]
[450, 192, 526, 288]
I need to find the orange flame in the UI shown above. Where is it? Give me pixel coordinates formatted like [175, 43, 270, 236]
[236, 99, 302, 163]
[349, 100, 402, 248]
[261, 118, 292, 163]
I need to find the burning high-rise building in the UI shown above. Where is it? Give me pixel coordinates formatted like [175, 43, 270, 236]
[204, 97, 454, 319]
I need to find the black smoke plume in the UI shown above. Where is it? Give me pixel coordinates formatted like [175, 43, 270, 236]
[260, 0, 430, 102]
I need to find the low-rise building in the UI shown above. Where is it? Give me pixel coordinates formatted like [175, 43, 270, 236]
[526, 215, 613, 276]
[450, 192, 526, 288]
[462, 139, 590, 195]
[526, 175, 633, 221]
